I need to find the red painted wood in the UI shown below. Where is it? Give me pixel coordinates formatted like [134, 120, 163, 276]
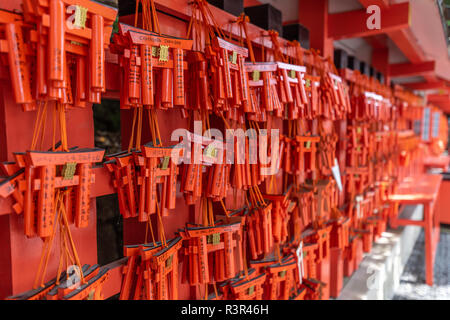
[389, 61, 435, 78]
[337, 120, 347, 207]
[118, 8, 286, 299]
[357, 0, 442, 95]
[317, 255, 330, 300]
[329, 247, 343, 298]
[0, 166, 113, 217]
[328, 2, 410, 40]
[152, 0, 293, 56]
[343, 249, 354, 277]
[243, 0, 261, 7]
[0, 0, 21, 12]
[101, 257, 128, 299]
[3, 0, 444, 299]
[389, 174, 442, 203]
[436, 179, 450, 225]
[298, 0, 333, 59]
[358, 0, 390, 10]
[0, 215, 12, 298]
[389, 28, 425, 63]
[428, 94, 450, 104]
[354, 238, 363, 270]
[406, 81, 448, 91]
[372, 48, 390, 85]
[363, 34, 389, 50]
[118, 12, 196, 299]
[423, 155, 449, 172]
[0, 197, 13, 216]
[0, 72, 98, 299]
[389, 174, 442, 286]
[0, 0, 293, 299]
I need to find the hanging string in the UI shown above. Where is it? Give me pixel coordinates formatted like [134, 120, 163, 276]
[268, 30, 287, 63]
[29, 92, 83, 288]
[144, 214, 157, 245]
[155, 194, 167, 247]
[128, 0, 164, 153]
[31, 101, 44, 149]
[237, 14, 256, 63]
[128, 108, 138, 152]
[220, 199, 230, 219]
[33, 188, 85, 289]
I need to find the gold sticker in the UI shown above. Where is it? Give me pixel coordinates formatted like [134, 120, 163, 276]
[152, 46, 159, 57]
[306, 78, 311, 88]
[70, 41, 84, 47]
[231, 51, 237, 64]
[278, 270, 286, 278]
[290, 70, 296, 79]
[252, 70, 260, 82]
[204, 145, 218, 158]
[74, 6, 88, 29]
[305, 141, 311, 149]
[166, 255, 173, 268]
[62, 162, 77, 180]
[207, 233, 221, 244]
[160, 156, 170, 170]
[159, 45, 169, 62]
[248, 286, 255, 295]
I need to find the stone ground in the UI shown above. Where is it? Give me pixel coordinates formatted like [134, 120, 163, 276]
[393, 226, 450, 300]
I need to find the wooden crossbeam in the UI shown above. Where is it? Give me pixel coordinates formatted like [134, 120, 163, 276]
[358, 0, 390, 10]
[328, 2, 410, 40]
[389, 61, 435, 78]
[405, 81, 447, 91]
[428, 93, 450, 103]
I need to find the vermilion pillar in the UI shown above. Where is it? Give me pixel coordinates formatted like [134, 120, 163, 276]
[298, 0, 334, 59]
[372, 47, 390, 86]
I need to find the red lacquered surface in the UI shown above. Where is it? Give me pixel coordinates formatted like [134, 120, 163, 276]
[389, 174, 442, 286]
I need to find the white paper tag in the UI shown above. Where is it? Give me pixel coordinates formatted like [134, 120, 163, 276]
[331, 158, 343, 192]
[296, 241, 304, 284]
[355, 195, 364, 219]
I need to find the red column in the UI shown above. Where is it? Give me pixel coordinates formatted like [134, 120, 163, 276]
[372, 48, 390, 85]
[298, 0, 334, 59]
